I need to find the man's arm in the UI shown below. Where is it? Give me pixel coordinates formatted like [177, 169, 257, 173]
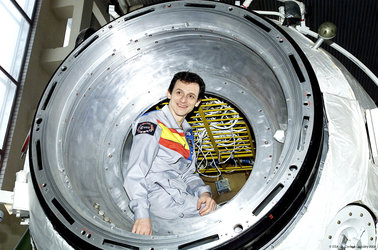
[123, 119, 160, 233]
[182, 160, 216, 215]
[185, 173, 217, 215]
[183, 171, 212, 197]
[182, 156, 212, 197]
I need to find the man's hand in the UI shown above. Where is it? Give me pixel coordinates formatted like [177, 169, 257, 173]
[132, 218, 152, 235]
[197, 192, 217, 216]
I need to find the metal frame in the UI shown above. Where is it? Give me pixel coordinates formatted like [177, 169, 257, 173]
[29, 1, 324, 248]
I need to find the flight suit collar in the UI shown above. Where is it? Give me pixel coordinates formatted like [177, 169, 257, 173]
[161, 105, 191, 132]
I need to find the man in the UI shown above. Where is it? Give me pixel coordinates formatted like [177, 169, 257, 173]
[123, 72, 217, 235]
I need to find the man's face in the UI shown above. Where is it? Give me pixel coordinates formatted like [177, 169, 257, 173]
[167, 80, 201, 122]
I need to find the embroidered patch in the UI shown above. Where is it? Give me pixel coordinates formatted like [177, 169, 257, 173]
[136, 122, 157, 135]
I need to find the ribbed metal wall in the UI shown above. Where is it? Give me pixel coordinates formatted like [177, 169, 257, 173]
[251, 0, 377, 104]
[119, 0, 377, 103]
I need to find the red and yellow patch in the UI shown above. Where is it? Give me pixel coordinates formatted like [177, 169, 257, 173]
[157, 120, 190, 159]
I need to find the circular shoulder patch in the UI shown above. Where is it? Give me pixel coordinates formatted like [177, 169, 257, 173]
[136, 122, 157, 135]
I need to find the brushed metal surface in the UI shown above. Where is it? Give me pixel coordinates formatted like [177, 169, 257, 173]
[29, 1, 321, 248]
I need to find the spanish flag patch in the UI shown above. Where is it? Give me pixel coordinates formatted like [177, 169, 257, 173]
[157, 120, 192, 160]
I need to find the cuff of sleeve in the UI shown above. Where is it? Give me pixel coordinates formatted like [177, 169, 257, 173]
[129, 199, 150, 220]
[197, 185, 212, 197]
[134, 207, 150, 220]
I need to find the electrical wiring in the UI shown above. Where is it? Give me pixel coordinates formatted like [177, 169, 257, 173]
[217, 130, 236, 165]
[195, 128, 222, 178]
[191, 96, 254, 177]
[209, 117, 239, 130]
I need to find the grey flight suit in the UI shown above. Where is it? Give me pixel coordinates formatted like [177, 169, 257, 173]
[123, 105, 211, 220]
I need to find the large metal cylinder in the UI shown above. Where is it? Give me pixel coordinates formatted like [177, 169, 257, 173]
[29, 1, 324, 248]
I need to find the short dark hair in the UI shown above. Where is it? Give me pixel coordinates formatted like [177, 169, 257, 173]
[168, 72, 206, 100]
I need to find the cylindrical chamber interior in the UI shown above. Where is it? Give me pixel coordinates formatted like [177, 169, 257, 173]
[54, 46, 288, 234]
[33, 3, 317, 240]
